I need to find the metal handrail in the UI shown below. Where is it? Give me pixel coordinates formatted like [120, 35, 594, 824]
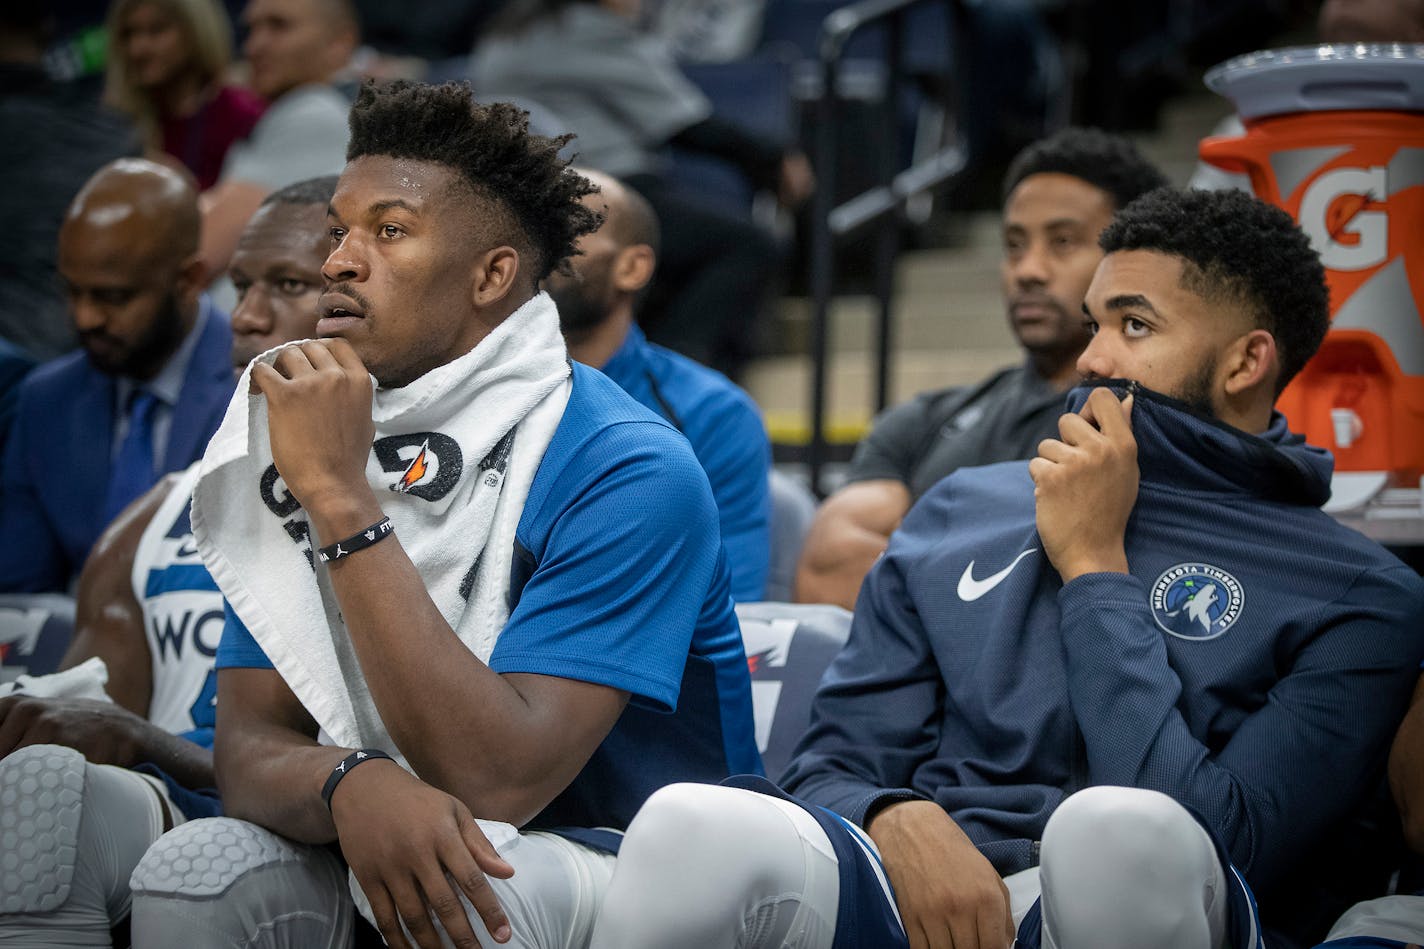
[805, 0, 969, 496]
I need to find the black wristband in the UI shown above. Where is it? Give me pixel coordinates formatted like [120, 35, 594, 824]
[321, 748, 394, 810]
[317, 516, 394, 564]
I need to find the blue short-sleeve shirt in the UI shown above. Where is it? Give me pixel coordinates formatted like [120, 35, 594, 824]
[217, 363, 761, 830]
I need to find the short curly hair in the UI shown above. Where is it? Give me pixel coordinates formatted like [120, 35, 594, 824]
[1002, 127, 1168, 210]
[1099, 187, 1330, 394]
[346, 79, 601, 281]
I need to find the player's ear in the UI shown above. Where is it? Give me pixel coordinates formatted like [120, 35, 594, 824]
[612, 244, 654, 295]
[1222, 329, 1277, 398]
[473, 246, 520, 308]
[174, 253, 210, 309]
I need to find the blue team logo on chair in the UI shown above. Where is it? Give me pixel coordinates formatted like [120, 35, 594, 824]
[1150, 563, 1244, 641]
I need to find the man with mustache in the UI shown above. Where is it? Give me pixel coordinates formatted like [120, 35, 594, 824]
[796, 128, 1166, 610]
[0, 158, 233, 594]
[0, 176, 333, 946]
[127, 80, 757, 949]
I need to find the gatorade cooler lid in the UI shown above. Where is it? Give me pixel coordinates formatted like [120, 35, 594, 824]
[1205, 43, 1424, 119]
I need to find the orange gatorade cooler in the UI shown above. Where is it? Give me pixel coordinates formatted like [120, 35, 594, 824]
[1200, 45, 1424, 486]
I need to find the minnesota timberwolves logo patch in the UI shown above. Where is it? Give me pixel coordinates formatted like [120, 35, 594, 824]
[1150, 563, 1244, 641]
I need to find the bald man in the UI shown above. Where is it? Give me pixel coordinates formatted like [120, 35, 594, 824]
[0, 158, 234, 594]
[546, 170, 772, 601]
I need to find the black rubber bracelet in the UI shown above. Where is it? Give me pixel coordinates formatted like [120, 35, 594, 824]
[321, 748, 394, 810]
[317, 516, 394, 564]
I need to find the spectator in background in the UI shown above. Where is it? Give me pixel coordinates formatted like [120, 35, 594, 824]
[549, 169, 772, 601]
[199, 0, 356, 280]
[104, 0, 265, 191]
[0, 159, 233, 594]
[0, 9, 140, 360]
[796, 128, 1166, 610]
[472, 0, 813, 380]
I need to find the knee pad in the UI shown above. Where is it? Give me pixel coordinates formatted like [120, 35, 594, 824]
[1044, 786, 1196, 866]
[0, 744, 85, 914]
[625, 784, 723, 842]
[131, 819, 354, 949]
[129, 817, 308, 899]
[1041, 788, 1224, 949]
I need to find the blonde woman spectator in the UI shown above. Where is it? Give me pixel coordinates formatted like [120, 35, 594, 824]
[104, 0, 264, 189]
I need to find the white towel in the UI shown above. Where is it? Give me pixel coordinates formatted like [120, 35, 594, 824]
[191, 292, 571, 765]
[0, 657, 111, 702]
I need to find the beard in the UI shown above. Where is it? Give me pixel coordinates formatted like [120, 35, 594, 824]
[82, 292, 187, 379]
[1172, 354, 1219, 417]
[548, 275, 612, 343]
[230, 342, 261, 377]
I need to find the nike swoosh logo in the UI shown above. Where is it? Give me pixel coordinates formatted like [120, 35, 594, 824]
[957, 548, 1038, 601]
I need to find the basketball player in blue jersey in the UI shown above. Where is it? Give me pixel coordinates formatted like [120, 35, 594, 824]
[128, 80, 758, 949]
[0, 176, 336, 946]
[591, 188, 1424, 949]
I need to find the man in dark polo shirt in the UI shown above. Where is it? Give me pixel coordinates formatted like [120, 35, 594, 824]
[795, 128, 1166, 610]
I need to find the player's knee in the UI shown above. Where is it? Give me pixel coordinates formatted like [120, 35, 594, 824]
[1041, 787, 1218, 943]
[131, 818, 352, 949]
[130, 817, 299, 901]
[623, 783, 728, 861]
[621, 783, 806, 891]
[621, 782, 789, 877]
[0, 744, 86, 914]
[1042, 788, 1223, 949]
[1044, 786, 1196, 870]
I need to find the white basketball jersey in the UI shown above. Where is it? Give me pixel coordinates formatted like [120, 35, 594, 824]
[131, 464, 223, 739]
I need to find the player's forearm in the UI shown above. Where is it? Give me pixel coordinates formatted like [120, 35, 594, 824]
[1060, 570, 1421, 886]
[312, 521, 585, 822]
[215, 723, 348, 844]
[795, 482, 909, 609]
[1389, 677, 1424, 853]
[132, 726, 215, 791]
[794, 530, 888, 610]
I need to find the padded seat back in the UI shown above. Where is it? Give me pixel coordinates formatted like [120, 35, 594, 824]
[0, 593, 77, 682]
[735, 601, 850, 778]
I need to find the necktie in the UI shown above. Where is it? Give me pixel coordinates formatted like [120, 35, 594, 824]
[103, 389, 160, 524]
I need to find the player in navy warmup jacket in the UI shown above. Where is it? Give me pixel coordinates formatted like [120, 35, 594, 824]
[590, 188, 1424, 949]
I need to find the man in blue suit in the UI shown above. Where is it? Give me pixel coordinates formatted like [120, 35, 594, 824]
[0, 158, 234, 593]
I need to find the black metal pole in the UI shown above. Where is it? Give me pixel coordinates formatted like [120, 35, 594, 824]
[807, 54, 840, 498]
[806, 0, 970, 494]
[873, 9, 904, 414]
